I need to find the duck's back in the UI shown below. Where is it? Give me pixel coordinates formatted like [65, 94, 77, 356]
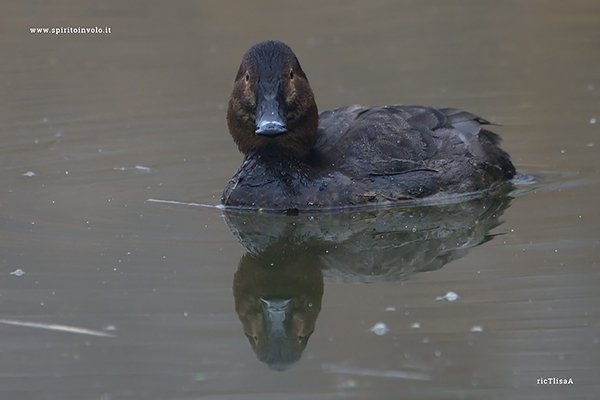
[314, 104, 515, 198]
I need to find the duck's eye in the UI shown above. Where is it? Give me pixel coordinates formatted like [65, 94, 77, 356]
[289, 69, 294, 79]
[245, 71, 250, 82]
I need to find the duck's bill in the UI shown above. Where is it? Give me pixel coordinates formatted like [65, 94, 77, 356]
[261, 298, 293, 338]
[256, 120, 287, 137]
[255, 98, 288, 137]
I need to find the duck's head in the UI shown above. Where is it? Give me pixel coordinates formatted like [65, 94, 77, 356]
[227, 41, 319, 158]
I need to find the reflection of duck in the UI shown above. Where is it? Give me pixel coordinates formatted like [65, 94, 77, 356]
[228, 193, 512, 368]
[226, 192, 512, 283]
[223, 40, 516, 212]
[233, 247, 323, 370]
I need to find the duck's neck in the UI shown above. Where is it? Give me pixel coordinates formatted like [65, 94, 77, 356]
[245, 145, 313, 166]
[230, 102, 319, 160]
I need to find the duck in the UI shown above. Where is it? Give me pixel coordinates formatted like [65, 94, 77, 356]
[222, 40, 516, 212]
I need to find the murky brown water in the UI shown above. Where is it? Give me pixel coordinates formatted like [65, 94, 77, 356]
[1, 1, 599, 399]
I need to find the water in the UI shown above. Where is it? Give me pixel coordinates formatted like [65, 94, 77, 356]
[1, 1, 599, 399]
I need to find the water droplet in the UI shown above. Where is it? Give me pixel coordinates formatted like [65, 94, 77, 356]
[436, 291, 460, 302]
[370, 322, 389, 336]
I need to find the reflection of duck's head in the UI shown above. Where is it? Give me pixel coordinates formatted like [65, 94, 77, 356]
[227, 40, 318, 158]
[233, 250, 323, 370]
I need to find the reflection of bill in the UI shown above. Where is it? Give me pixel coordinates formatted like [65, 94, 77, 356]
[233, 249, 323, 370]
[227, 192, 512, 368]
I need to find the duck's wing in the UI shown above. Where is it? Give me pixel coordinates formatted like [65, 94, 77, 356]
[315, 105, 368, 150]
[316, 104, 514, 186]
[440, 108, 515, 179]
[316, 105, 449, 176]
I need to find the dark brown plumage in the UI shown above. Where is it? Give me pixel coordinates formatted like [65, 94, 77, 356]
[223, 41, 516, 212]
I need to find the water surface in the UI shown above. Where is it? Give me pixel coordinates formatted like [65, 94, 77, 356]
[1, 1, 599, 399]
